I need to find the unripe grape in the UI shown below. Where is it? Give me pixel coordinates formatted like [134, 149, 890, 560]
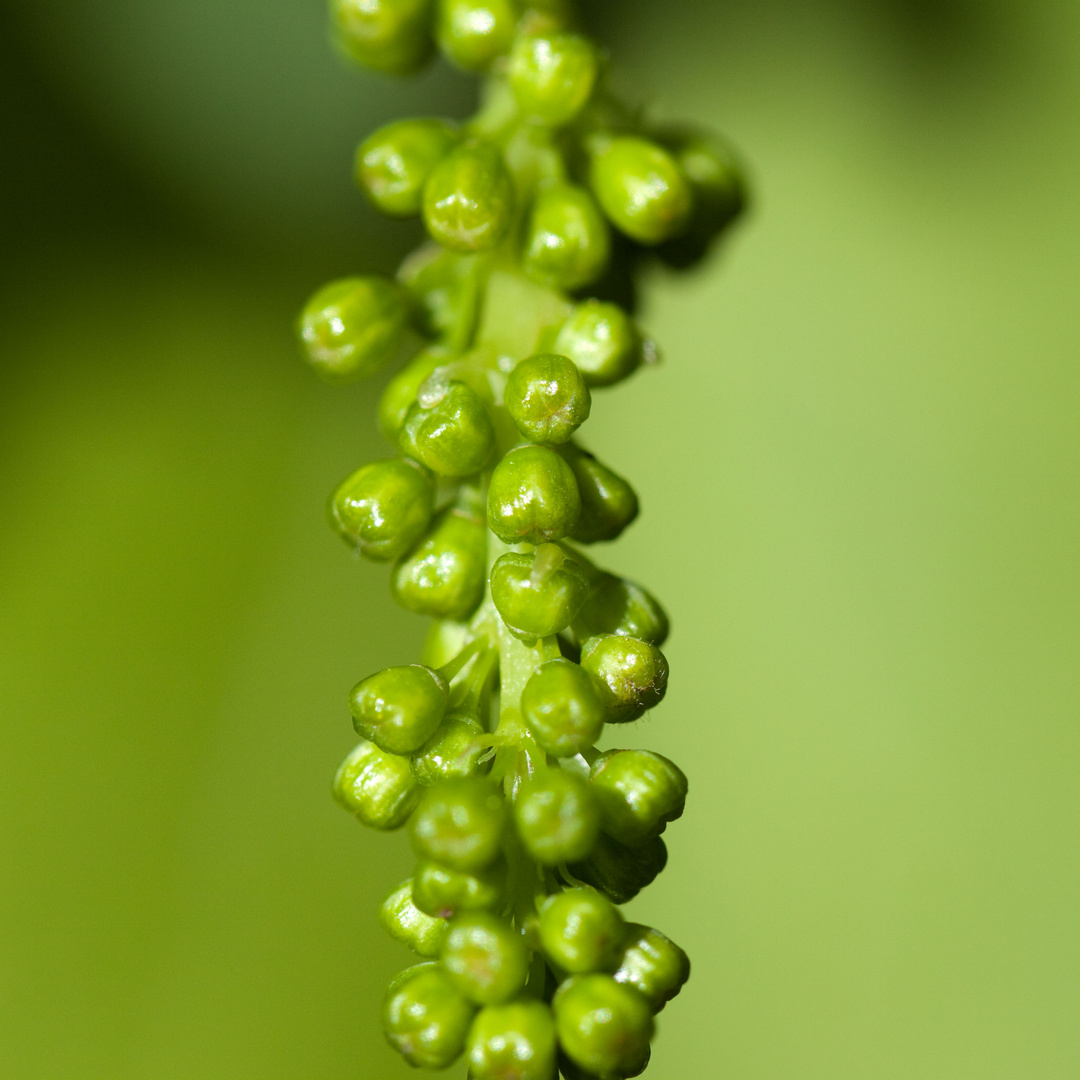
[399, 379, 495, 477]
[440, 912, 530, 1004]
[435, 0, 516, 72]
[411, 777, 507, 871]
[552, 300, 645, 388]
[558, 443, 638, 543]
[383, 962, 475, 1069]
[589, 749, 687, 845]
[523, 184, 610, 291]
[513, 769, 599, 865]
[328, 458, 434, 561]
[412, 858, 508, 918]
[507, 31, 598, 127]
[487, 445, 581, 545]
[392, 510, 488, 620]
[356, 117, 459, 217]
[553, 973, 653, 1078]
[411, 713, 489, 786]
[613, 923, 690, 1012]
[579, 634, 668, 723]
[490, 548, 590, 642]
[349, 664, 448, 755]
[520, 658, 606, 757]
[331, 0, 434, 76]
[538, 887, 623, 973]
[297, 276, 408, 382]
[380, 879, 448, 957]
[423, 139, 514, 253]
[570, 572, 669, 646]
[332, 740, 419, 830]
[467, 999, 558, 1080]
[589, 135, 692, 245]
[505, 353, 591, 445]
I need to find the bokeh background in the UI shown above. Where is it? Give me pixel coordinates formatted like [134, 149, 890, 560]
[2, 0, 1078, 1076]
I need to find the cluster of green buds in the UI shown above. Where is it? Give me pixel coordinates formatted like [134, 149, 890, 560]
[299, 1, 745, 1075]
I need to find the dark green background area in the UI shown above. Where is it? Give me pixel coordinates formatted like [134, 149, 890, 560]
[1, 1, 1077, 1077]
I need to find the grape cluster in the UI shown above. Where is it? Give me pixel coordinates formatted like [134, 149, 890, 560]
[300, 2, 745, 1075]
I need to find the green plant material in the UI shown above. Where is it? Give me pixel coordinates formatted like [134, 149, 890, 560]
[301, 2, 747, 1071]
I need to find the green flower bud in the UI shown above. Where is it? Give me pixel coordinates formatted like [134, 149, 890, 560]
[538, 887, 623, 974]
[400, 379, 495, 477]
[521, 658, 605, 757]
[552, 300, 644, 388]
[380, 879, 449, 957]
[589, 135, 692, 245]
[467, 999, 558, 1080]
[505, 353, 591, 445]
[331, 0, 434, 76]
[487, 445, 581, 545]
[356, 118, 459, 218]
[578, 635, 668, 723]
[589, 749, 687, 845]
[349, 664, 449, 755]
[378, 346, 453, 444]
[423, 139, 514, 253]
[613, 923, 690, 1012]
[398, 244, 482, 344]
[383, 962, 475, 1069]
[553, 974, 653, 1078]
[440, 912, 530, 1004]
[568, 833, 667, 905]
[523, 184, 610, 291]
[412, 857, 508, 918]
[411, 712, 489, 786]
[328, 458, 434, 562]
[392, 510, 488, 620]
[332, 740, 419, 830]
[558, 444, 638, 543]
[507, 32, 598, 127]
[570, 573, 669, 646]
[411, 777, 507, 871]
[491, 547, 590, 642]
[513, 769, 599, 865]
[435, 0, 516, 72]
[297, 276, 408, 382]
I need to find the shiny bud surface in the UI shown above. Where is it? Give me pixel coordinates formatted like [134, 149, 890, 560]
[349, 663, 448, 755]
[411, 777, 508, 871]
[589, 749, 687, 845]
[524, 184, 611, 291]
[579, 635, 668, 723]
[571, 572, 669, 646]
[559, 444, 638, 543]
[383, 962, 475, 1069]
[392, 510, 488, 620]
[400, 379, 495, 477]
[466, 999, 558, 1080]
[505, 353, 591, 445]
[553, 974, 653, 1078]
[380, 879, 449, 957]
[412, 858, 508, 918]
[487, 445, 582, 545]
[332, 739, 419, 830]
[490, 548, 590, 641]
[328, 458, 433, 562]
[589, 136, 692, 245]
[507, 32, 598, 127]
[513, 769, 599, 865]
[423, 139, 515, 252]
[440, 912, 530, 1004]
[435, 0, 517, 72]
[331, 0, 434, 75]
[520, 658, 606, 757]
[411, 713, 489, 786]
[613, 923, 690, 1012]
[568, 832, 667, 905]
[538, 887, 623, 973]
[356, 117, 459, 217]
[297, 276, 408, 382]
[552, 300, 643, 388]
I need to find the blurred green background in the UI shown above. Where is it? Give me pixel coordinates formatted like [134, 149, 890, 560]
[1, 0, 1078, 1076]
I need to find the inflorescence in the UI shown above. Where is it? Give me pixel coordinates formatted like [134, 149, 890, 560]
[298, 2, 745, 1076]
